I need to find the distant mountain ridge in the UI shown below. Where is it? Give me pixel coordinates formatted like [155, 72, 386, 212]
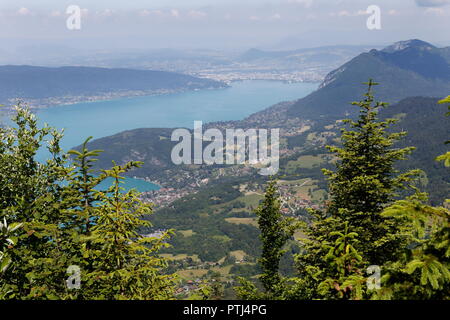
[381, 39, 435, 53]
[0, 65, 226, 106]
[376, 39, 450, 80]
[239, 45, 378, 63]
[288, 39, 450, 120]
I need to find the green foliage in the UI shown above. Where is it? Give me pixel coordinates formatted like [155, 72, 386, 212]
[378, 97, 448, 205]
[375, 192, 450, 299]
[439, 95, 450, 111]
[0, 218, 22, 273]
[150, 178, 262, 262]
[234, 82, 449, 301]
[321, 80, 419, 262]
[436, 153, 450, 168]
[317, 222, 366, 300]
[0, 104, 176, 299]
[79, 162, 177, 299]
[375, 98, 449, 299]
[0, 105, 74, 299]
[234, 276, 262, 300]
[235, 180, 299, 300]
[436, 95, 450, 167]
[191, 278, 224, 300]
[256, 180, 297, 296]
[295, 80, 420, 299]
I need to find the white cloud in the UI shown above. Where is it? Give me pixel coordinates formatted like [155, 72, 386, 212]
[138, 9, 163, 17]
[270, 13, 282, 20]
[138, 9, 151, 17]
[50, 10, 62, 17]
[337, 10, 351, 17]
[356, 10, 368, 16]
[99, 9, 114, 17]
[187, 10, 207, 18]
[17, 7, 32, 16]
[171, 9, 180, 18]
[81, 8, 89, 17]
[425, 7, 446, 14]
[329, 9, 375, 17]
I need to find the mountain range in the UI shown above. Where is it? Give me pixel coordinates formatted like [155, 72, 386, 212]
[238, 45, 378, 65]
[288, 39, 450, 120]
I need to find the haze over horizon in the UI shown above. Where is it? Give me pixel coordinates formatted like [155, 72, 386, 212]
[0, 0, 449, 58]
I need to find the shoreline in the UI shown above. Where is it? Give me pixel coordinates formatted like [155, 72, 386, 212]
[4, 85, 229, 111]
[2, 79, 321, 112]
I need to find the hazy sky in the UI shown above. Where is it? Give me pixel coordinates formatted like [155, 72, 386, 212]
[1, 0, 449, 51]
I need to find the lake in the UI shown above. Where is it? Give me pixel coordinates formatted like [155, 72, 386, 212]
[34, 80, 318, 191]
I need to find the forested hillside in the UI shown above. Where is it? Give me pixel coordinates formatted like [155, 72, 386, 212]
[0, 65, 225, 106]
[288, 40, 450, 120]
[381, 97, 449, 204]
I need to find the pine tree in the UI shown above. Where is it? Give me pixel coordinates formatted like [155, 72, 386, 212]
[236, 180, 298, 299]
[78, 161, 177, 300]
[376, 192, 449, 299]
[67, 137, 104, 233]
[322, 79, 420, 263]
[374, 96, 450, 299]
[0, 104, 176, 299]
[296, 80, 420, 299]
[0, 105, 74, 299]
[317, 222, 366, 300]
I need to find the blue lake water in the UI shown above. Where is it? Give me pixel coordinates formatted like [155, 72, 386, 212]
[96, 177, 161, 193]
[32, 80, 318, 191]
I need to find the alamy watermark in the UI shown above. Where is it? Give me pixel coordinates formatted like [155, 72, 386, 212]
[66, 5, 81, 30]
[366, 265, 381, 290]
[366, 5, 381, 30]
[66, 265, 81, 290]
[171, 121, 280, 176]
